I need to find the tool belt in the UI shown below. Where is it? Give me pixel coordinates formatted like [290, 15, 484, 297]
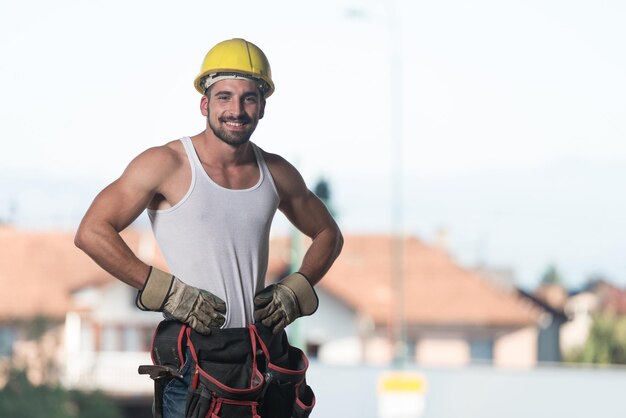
[140, 320, 315, 418]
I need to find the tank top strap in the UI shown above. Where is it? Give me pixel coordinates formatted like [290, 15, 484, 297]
[180, 136, 201, 172]
[149, 136, 280, 328]
[251, 143, 279, 196]
[180, 138, 271, 188]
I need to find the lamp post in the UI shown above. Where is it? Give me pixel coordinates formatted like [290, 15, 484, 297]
[346, 0, 407, 366]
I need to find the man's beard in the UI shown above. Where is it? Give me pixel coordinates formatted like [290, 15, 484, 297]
[208, 115, 255, 146]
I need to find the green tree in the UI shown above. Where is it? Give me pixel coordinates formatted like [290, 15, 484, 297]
[0, 369, 68, 418]
[313, 177, 337, 217]
[0, 369, 123, 418]
[68, 389, 125, 418]
[540, 264, 563, 285]
[583, 314, 626, 364]
[569, 314, 626, 365]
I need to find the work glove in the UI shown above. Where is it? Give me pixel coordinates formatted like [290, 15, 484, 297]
[136, 266, 226, 335]
[253, 272, 319, 335]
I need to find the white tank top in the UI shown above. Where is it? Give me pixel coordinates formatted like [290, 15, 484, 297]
[147, 137, 280, 328]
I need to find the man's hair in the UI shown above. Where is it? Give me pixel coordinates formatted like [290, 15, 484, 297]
[203, 79, 266, 102]
[201, 73, 270, 99]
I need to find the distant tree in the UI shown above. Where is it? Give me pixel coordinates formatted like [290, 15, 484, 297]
[0, 369, 68, 418]
[69, 389, 125, 418]
[15, 315, 63, 385]
[313, 177, 337, 217]
[540, 264, 563, 285]
[313, 178, 330, 202]
[23, 315, 52, 340]
[567, 314, 626, 365]
[0, 369, 123, 418]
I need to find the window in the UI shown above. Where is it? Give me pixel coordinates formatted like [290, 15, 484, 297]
[97, 324, 152, 352]
[100, 325, 120, 351]
[470, 337, 493, 364]
[123, 326, 153, 352]
[0, 327, 15, 357]
[123, 327, 142, 352]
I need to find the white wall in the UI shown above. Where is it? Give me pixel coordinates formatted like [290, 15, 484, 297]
[416, 336, 470, 367]
[494, 326, 538, 368]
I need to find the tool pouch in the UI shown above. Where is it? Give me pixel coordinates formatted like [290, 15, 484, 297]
[142, 321, 315, 418]
[185, 326, 264, 418]
[139, 320, 189, 418]
[252, 324, 315, 418]
[151, 319, 188, 370]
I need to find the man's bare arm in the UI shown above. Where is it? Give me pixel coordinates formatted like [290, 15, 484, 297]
[253, 152, 342, 333]
[267, 154, 343, 285]
[75, 146, 227, 334]
[74, 147, 173, 289]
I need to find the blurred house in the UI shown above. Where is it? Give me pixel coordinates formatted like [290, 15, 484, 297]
[0, 226, 161, 416]
[0, 227, 568, 401]
[0, 226, 297, 397]
[560, 279, 626, 354]
[516, 288, 567, 363]
[291, 235, 563, 368]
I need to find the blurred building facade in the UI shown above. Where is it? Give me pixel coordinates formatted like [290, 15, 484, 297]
[1, 225, 621, 400]
[559, 279, 626, 354]
[294, 235, 564, 368]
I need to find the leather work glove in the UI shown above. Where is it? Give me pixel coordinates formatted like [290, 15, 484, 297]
[136, 266, 226, 334]
[253, 272, 319, 335]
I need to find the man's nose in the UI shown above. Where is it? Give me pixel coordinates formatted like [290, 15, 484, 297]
[229, 99, 245, 117]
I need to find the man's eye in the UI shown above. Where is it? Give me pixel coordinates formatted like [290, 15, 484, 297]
[217, 95, 229, 100]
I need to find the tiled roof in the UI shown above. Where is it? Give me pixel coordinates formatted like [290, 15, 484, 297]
[0, 226, 158, 320]
[0, 227, 541, 327]
[591, 280, 626, 315]
[318, 235, 542, 327]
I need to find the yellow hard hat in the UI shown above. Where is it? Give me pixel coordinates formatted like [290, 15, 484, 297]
[194, 38, 275, 98]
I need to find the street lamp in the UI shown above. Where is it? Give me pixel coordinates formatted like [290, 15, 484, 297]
[346, 0, 407, 366]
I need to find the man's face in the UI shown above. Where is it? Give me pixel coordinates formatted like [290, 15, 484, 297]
[202, 78, 265, 147]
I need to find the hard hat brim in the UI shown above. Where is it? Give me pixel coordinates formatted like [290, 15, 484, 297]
[194, 70, 275, 98]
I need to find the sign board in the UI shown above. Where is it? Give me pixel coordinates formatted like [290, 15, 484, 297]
[377, 372, 427, 418]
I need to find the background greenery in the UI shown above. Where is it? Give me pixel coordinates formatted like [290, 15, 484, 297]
[0, 369, 123, 418]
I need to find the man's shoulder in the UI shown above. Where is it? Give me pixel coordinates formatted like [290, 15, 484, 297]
[138, 138, 185, 165]
[256, 146, 290, 168]
[255, 146, 304, 196]
[125, 138, 187, 181]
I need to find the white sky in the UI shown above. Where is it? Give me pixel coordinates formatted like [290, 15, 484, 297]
[1, 0, 625, 289]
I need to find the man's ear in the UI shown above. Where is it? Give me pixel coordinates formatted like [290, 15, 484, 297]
[259, 99, 266, 119]
[200, 95, 209, 117]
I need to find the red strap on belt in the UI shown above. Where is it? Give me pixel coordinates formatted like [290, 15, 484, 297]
[185, 326, 265, 397]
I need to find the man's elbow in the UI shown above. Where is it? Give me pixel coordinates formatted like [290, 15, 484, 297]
[74, 224, 89, 252]
[74, 220, 99, 254]
[334, 227, 344, 258]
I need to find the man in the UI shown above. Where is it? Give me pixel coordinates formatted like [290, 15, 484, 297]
[75, 38, 343, 417]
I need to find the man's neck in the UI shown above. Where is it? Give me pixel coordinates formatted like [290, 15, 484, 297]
[192, 130, 254, 167]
